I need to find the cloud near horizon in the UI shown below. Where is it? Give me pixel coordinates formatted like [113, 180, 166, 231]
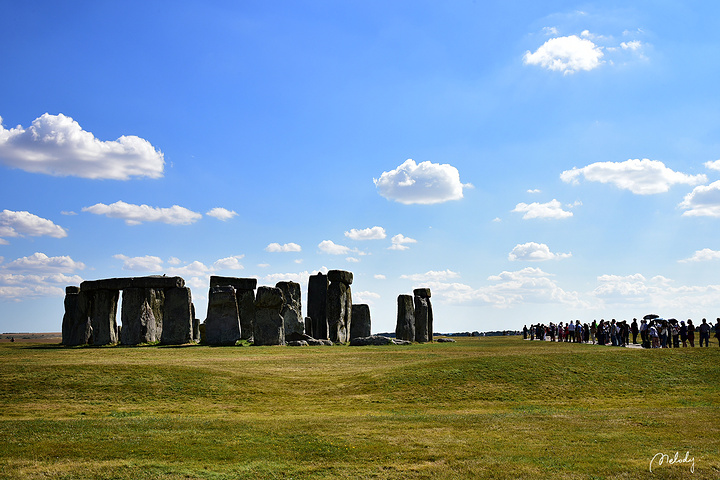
[374, 159, 471, 205]
[0, 113, 164, 180]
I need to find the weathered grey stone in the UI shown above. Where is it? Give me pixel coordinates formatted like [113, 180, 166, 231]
[253, 286, 285, 346]
[350, 304, 371, 340]
[413, 288, 431, 298]
[307, 273, 328, 340]
[199, 322, 207, 344]
[436, 337, 456, 343]
[120, 288, 157, 345]
[392, 339, 412, 345]
[350, 335, 393, 346]
[414, 295, 430, 343]
[193, 317, 200, 342]
[161, 287, 194, 345]
[81, 276, 184, 291]
[286, 332, 314, 342]
[395, 294, 415, 342]
[327, 269, 353, 285]
[62, 289, 92, 346]
[306, 338, 326, 346]
[66, 286, 81, 294]
[304, 316, 312, 336]
[276, 281, 304, 338]
[89, 289, 120, 345]
[321, 339, 334, 346]
[237, 289, 255, 340]
[327, 281, 351, 343]
[287, 340, 308, 347]
[209, 276, 257, 291]
[147, 288, 165, 338]
[205, 286, 241, 346]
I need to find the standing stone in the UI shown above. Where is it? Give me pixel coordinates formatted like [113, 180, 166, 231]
[307, 273, 328, 339]
[62, 287, 92, 346]
[193, 317, 200, 343]
[161, 287, 194, 345]
[120, 288, 158, 345]
[395, 294, 415, 342]
[210, 276, 257, 340]
[89, 289, 120, 345]
[413, 288, 433, 342]
[350, 304, 371, 340]
[147, 288, 165, 339]
[253, 286, 285, 346]
[276, 281, 304, 338]
[327, 270, 353, 343]
[205, 286, 241, 346]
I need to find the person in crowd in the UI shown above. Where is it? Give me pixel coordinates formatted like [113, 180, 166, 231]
[680, 320, 688, 347]
[575, 320, 582, 343]
[583, 323, 590, 343]
[687, 319, 695, 347]
[715, 318, 720, 347]
[530, 324, 535, 341]
[631, 318, 639, 344]
[523, 325, 528, 340]
[590, 320, 597, 345]
[610, 319, 618, 346]
[649, 322, 660, 348]
[659, 320, 669, 348]
[640, 319, 649, 348]
[568, 320, 575, 343]
[671, 320, 680, 348]
[597, 320, 605, 345]
[698, 318, 711, 347]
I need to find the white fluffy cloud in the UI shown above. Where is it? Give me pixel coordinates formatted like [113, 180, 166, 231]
[705, 160, 720, 172]
[82, 201, 202, 225]
[265, 242, 302, 252]
[508, 242, 572, 261]
[213, 255, 245, 270]
[374, 159, 471, 205]
[513, 199, 573, 219]
[561, 159, 706, 195]
[206, 207, 237, 221]
[345, 226, 386, 241]
[4, 252, 85, 273]
[679, 248, 720, 263]
[0, 210, 67, 241]
[0, 113, 164, 180]
[354, 290, 380, 305]
[318, 240, 351, 255]
[113, 254, 163, 271]
[388, 234, 417, 251]
[679, 181, 720, 217]
[523, 35, 604, 74]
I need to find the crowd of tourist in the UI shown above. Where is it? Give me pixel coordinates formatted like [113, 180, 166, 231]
[522, 317, 720, 348]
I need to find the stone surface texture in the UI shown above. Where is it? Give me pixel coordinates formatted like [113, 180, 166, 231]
[161, 287, 194, 345]
[276, 281, 304, 337]
[307, 273, 328, 339]
[205, 286, 241, 345]
[350, 304, 371, 340]
[395, 294, 415, 342]
[253, 286, 285, 346]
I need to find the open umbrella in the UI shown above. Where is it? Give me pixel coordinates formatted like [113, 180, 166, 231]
[643, 314, 660, 320]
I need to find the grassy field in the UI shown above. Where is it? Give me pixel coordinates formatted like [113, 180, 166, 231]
[0, 336, 718, 479]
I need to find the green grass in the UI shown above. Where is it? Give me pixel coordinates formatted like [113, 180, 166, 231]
[0, 337, 718, 479]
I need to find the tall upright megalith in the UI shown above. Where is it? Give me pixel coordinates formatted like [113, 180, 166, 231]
[327, 270, 353, 343]
[62, 286, 92, 346]
[307, 272, 329, 339]
[350, 304, 371, 340]
[210, 276, 257, 340]
[253, 286, 285, 346]
[161, 287, 194, 345]
[89, 289, 120, 346]
[120, 288, 157, 345]
[205, 286, 241, 345]
[276, 281, 304, 338]
[413, 288, 433, 343]
[395, 294, 415, 342]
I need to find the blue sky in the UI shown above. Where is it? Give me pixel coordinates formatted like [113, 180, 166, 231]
[2, 1, 720, 334]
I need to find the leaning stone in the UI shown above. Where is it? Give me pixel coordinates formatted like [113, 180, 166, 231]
[307, 273, 328, 340]
[327, 281, 351, 343]
[350, 304, 371, 340]
[161, 287, 194, 345]
[276, 281, 304, 338]
[327, 269, 353, 285]
[395, 295, 415, 342]
[205, 286, 241, 346]
[436, 337, 456, 343]
[287, 340, 309, 347]
[414, 295, 430, 343]
[286, 332, 314, 342]
[253, 286, 285, 345]
[89, 289, 120, 345]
